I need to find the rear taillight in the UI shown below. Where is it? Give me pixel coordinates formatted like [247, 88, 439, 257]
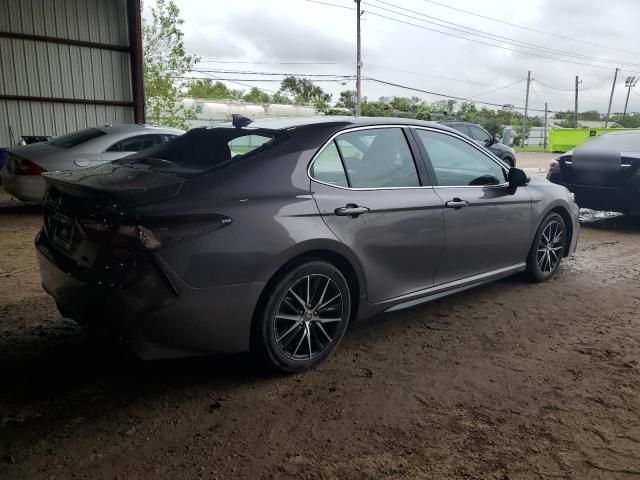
[14, 159, 46, 175]
[79, 221, 162, 250]
[77, 214, 232, 250]
[549, 159, 560, 174]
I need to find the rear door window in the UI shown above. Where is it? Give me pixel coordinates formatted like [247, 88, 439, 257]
[335, 128, 420, 188]
[106, 134, 160, 153]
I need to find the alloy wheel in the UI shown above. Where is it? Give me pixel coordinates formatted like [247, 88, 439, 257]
[273, 274, 344, 360]
[536, 219, 565, 274]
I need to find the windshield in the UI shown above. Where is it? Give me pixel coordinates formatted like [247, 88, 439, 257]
[48, 128, 106, 149]
[116, 127, 285, 173]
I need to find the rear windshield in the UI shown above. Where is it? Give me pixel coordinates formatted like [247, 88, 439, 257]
[116, 127, 284, 174]
[49, 128, 106, 149]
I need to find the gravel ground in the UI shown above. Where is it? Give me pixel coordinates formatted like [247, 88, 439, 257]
[1, 176, 639, 479]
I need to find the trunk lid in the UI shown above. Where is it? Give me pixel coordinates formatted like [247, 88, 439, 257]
[43, 162, 184, 217]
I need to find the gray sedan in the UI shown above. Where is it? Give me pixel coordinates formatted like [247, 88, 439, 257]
[35, 116, 579, 372]
[1, 124, 183, 203]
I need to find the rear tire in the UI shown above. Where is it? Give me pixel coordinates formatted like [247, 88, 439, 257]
[253, 260, 351, 373]
[526, 212, 566, 282]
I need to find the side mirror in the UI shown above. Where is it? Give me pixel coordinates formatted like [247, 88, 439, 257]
[507, 167, 529, 194]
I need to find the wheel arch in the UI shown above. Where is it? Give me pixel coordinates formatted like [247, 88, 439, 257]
[250, 244, 365, 349]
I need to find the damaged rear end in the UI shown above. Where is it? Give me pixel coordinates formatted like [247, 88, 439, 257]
[36, 126, 286, 358]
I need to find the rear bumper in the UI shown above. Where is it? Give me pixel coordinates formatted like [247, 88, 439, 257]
[0, 170, 45, 203]
[36, 230, 264, 359]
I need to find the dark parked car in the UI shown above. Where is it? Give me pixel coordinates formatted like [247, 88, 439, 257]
[36, 116, 579, 372]
[438, 121, 516, 167]
[548, 131, 640, 215]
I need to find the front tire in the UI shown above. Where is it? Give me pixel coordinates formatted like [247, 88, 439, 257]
[254, 260, 351, 372]
[526, 212, 566, 282]
[502, 156, 515, 168]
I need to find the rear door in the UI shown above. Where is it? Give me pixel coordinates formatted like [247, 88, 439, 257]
[412, 127, 532, 285]
[310, 126, 445, 303]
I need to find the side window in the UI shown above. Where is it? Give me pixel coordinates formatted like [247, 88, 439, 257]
[451, 124, 470, 136]
[311, 141, 349, 187]
[469, 125, 492, 143]
[415, 129, 506, 187]
[106, 134, 157, 153]
[161, 134, 178, 143]
[336, 128, 420, 188]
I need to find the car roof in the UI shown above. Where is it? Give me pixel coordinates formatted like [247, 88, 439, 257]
[602, 130, 640, 137]
[95, 124, 185, 135]
[214, 115, 454, 132]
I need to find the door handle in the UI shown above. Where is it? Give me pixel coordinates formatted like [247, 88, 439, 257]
[334, 203, 370, 218]
[445, 198, 469, 209]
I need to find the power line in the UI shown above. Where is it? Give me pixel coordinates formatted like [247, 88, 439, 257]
[366, 64, 526, 89]
[305, 0, 639, 73]
[176, 76, 354, 83]
[466, 78, 526, 99]
[197, 60, 346, 65]
[190, 68, 354, 78]
[419, 0, 640, 56]
[365, 77, 556, 113]
[367, 0, 640, 69]
[194, 58, 614, 97]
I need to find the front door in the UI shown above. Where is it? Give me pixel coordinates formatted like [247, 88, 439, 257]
[412, 127, 532, 285]
[310, 126, 445, 303]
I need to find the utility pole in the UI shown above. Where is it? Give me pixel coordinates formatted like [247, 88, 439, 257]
[522, 70, 531, 147]
[622, 76, 638, 123]
[604, 68, 619, 128]
[574, 76, 580, 128]
[355, 0, 362, 116]
[543, 102, 548, 150]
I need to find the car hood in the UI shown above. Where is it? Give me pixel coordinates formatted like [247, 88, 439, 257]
[492, 142, 515, 156]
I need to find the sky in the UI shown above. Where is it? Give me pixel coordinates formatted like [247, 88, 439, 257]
[146, 0, 640, 116]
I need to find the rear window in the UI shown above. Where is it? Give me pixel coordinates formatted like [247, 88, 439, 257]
[49, 128, 106, 149]
[117, 127, 284, 174]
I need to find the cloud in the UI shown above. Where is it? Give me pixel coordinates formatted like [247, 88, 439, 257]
[214, 10, 354, 62]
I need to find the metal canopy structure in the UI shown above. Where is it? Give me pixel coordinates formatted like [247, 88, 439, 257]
[0, 0, 144, 147]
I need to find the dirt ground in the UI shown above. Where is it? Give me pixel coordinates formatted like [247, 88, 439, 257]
[1, 153, 639, 479]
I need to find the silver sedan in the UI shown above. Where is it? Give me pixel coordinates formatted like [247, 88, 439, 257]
[0, 124, 184, 203]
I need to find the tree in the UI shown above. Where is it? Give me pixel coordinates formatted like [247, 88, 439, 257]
[579, 110, 601, 121]
[271, 91, 291, 105]
[243, 87, 271, 104]
[143, 0, 199, 129]
[187, 80, 243, 100]
[336, 90, 356, 110]
[361, 98, 393, 117]
[279, 76, 332, 112]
